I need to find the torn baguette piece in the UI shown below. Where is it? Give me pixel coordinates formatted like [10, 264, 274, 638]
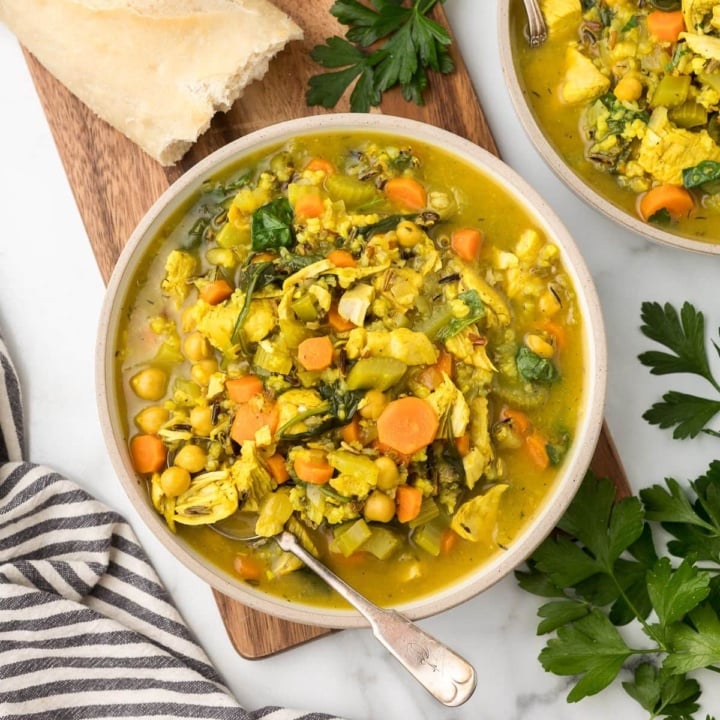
[0, 0, 303, 165]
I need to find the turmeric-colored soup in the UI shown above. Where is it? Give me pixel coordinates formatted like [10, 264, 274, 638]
[115, 131, 584, 609]
[511, 0, 720, 244]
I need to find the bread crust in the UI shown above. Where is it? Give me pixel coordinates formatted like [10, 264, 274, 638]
[0, 0, 303, 164]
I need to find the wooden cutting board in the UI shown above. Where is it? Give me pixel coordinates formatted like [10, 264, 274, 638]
[21, 1, 630, 659]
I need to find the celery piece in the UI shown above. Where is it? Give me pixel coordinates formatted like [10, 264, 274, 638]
[253, 343, 293, 375]
[346, 357, 408, 391]
[332, 518, 372, 557]
[668, 101, 707, 129]
[413, 303, 455, 340]
[361, 525, 402, 560]
[328, 450, 379, 484]
[291, 294, 319, 322]
[325, 173, 378, 209]
[650, 74, 690, 109]
[412, 518, 446, 557]
[173, 378, 201, 405]
[408, 497, 440, 529]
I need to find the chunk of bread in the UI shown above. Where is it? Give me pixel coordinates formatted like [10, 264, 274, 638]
[0, 0, 302, 165]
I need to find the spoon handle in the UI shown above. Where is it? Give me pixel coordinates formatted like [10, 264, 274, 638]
[276, 532, 477, 707]
[522, 0, 548, 47]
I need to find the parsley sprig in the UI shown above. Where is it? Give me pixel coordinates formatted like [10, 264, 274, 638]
[307, 0, 454, 113]
[515, 300, 720, 718]
[517, 472, 720, 719]
[639, 301, 720, 439]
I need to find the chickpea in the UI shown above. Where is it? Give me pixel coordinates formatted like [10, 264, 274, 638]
[525, 333, 555, 359]
[395, 220, 423, 248]
[159, 466, 191, 497]
[134, 405, 169, 434]
[614, 75, 643, 102]
[359, 390, 388, 420]
[363, 490, 396, 523]
[191, 359, 218, 386]
[190, 405, 213, 436]
[183, 332, 212, 362]
[130, 367, 168, 401]
[174, 444, 208, 473]
[374, 455, 400, 490]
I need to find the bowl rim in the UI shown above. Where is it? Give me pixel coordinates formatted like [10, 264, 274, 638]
[96, 112, 608, 629]
[497, 0, 720, 256]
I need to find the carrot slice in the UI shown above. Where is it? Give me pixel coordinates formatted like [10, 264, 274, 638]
[226, 375, 264, 404]
[647, 10, 685, 42]
[297, 335, 334, 371]
[305, 157, 335, 174]
[639, 184, 694, 221]
[500, 407, 532, 436]
[384, 177, 427, 210]
[327, 304, 356, 332]
[233, 554, 263, 581]
[435, 349, 454, 378]
[294, 192, 325, 220]
[293, 450, 334, 484]
[454, 433, 471, 457]
[376, 396, 439, 456]
[526, 431, 550, 470]
[230, 401, 279, 444]
[129, 434, 167, 474]
[327, 249, 357, 268]
[341, 415, 361, 445]
[200, 279, 234, 305]
[395, 484, 423, 523]
[451, 227, 484, 262]
[440, 527, 459, 555]
[266, 453, 290, 484]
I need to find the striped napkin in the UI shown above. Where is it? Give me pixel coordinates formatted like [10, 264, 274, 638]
[0, 330, 343, 720]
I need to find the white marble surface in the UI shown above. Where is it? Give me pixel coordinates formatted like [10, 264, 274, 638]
[2, 3, 720, 718]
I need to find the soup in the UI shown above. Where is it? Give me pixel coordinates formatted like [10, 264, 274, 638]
[115, 131, 584, 609]
[512, 0, 720, 244]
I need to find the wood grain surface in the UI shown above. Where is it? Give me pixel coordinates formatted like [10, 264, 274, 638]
[22, 0, 629, 659]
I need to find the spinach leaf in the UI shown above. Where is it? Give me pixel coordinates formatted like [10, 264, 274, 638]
[251, 198, 295, 251]
[517, 345, 560, 383]
[683, 160, 720, 189]
[277, 382, 365, 441]
[436, 290, 485, 341]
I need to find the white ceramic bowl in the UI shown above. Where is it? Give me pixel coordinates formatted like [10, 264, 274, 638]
[96, 113, 607, 628]
[498, 0, 720, 255]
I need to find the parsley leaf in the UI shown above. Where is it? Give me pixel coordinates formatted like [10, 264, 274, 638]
[623, 663, 701, 719]
[639, 302, 718, 384]
[307, 37, 383, 112]
[665, 603, 720, 674]
[639, 301, 720, 437]
[539, 609, 634, 701]
[307, 0, 454, 112]
[646, 557, 711, 628]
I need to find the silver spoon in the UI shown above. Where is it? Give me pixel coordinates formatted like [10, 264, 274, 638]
[212, 519, 477, 707]
[522, 0, 548, 47]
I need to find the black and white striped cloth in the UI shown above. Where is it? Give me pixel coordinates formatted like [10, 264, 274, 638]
[0, 330, 344, 720]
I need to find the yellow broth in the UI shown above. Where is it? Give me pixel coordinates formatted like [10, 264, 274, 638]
[510, 0, 720, 244]
[114, 130, 585, 608]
